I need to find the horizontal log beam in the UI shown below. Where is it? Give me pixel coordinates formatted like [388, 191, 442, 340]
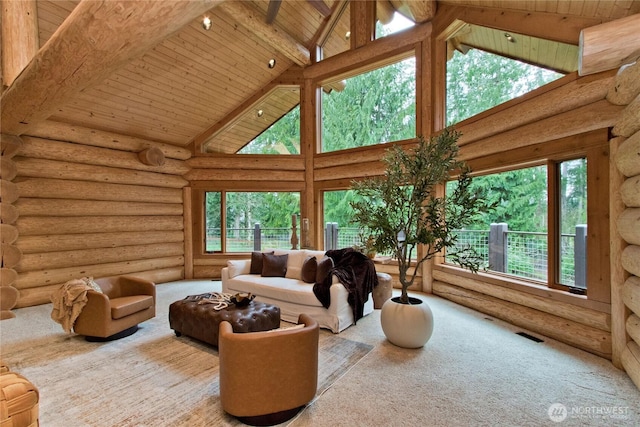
[607, 61, 640, 106]
[19, 136, 189, 175]
[1, 0, 225, 135]
[16, 215, 183, 236]
[16, 178, 183, 204]
[185, 169, 304, 181]
[16, 230, 184, 254]
[433, 281, 611, 358]
[615, 132, 640, 177]
[0, 268, 18, 286]
[0, 159, 17, 181]
[186, 155, 304, 170]
[14, 265, 184, 308]
[0, 203, 19, 224]
[623, 276, 640, 316]
[617, 209, 640, 245]
[14, 255, 184, 291]
[28, 121, 191, 160]
[0, 243, 22, 269]
[457, 72, 614, 146]
[0, 134, 23, 158]
[579, 14, 640, 76]
[621, 340, 640, 391]
[136, 267, 184, 285]
[628, 314, 640, 349]
[0, 224, 18, 244]
[459, 100, 623, 161]
[612, 95, 640, 137]
[14, 199, 182, 217]
[15, 158, 188, 189]
[621, 176, 640, 208]
[0, 180, 19, 204]
[622, 245, 640, 277]
[314, 161, 384, 181]
[432, 268, 610, 331]
[16, 242, 184, 272]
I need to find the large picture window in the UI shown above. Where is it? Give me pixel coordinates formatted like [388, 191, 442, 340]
[446, 157, 588, 293]
[321, 56, 416, 152]
[205, 191, 300, 253]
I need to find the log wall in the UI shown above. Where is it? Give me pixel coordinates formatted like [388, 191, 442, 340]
[2, 123, 190, 308]
[1, 135, 23, 318]
[426, 70, 620, 359]
[608, 61, 640, 388]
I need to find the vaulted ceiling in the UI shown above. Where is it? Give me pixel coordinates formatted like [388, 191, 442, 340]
[3, 0, 639, 155]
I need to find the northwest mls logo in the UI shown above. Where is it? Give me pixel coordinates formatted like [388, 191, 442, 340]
[549, 403, 568, 422]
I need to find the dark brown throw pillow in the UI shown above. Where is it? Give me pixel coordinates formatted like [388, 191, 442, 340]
[250, 251, 273, 275]
[261, 253, 288, 277]
[301, 256, 318, 283]
[315, 256, 334, 284]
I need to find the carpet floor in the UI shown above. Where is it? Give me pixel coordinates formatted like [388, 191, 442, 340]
[1, 279, 638, 426]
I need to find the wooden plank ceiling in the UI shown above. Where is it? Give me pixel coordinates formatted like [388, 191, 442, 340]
[14, 1, 640, 154]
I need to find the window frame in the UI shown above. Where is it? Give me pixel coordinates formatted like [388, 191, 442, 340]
[435, 128, 610, 310]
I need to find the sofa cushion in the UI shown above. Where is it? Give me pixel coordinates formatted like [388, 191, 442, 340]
[262, 253, 288, 277]
[110, 295, 153, 320]
[250, 251, 273, 275]
[226, 276, 323, 307]
[301, 256, 317, 283]
[316, 256, 334, 284]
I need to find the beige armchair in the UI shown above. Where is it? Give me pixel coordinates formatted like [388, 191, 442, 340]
[219, 313, 319, 426]
[73, 275, 155, 341]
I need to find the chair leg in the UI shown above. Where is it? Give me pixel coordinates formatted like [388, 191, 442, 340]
[85, 325, 139, 342]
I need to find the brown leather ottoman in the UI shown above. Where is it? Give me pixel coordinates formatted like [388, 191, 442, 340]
[169, 293, 280, 347]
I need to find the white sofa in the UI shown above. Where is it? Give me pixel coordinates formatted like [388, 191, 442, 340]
[221, 249, 374, 333]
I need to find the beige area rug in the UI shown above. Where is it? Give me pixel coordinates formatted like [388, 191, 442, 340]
[0, 281, 373, 427]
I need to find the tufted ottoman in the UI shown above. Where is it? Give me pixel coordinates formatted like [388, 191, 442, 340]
[0, 361, 39, 427]
[169, 293, 280, 347]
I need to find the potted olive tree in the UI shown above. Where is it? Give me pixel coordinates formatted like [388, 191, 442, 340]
[350, 128, 487, 348]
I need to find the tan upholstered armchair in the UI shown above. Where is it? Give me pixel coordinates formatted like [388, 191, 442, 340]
[73, 275, 155, 341]
[219, 313, 319, 426]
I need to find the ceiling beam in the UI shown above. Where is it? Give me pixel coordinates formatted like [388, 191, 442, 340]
[390, 0, 436, 23]
[434, 4, 602, 45]
[220, 1, 310, 67]
[0, 0, 226, 136]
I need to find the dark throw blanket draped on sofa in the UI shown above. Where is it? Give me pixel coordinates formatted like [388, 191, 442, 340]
[313, 248, 379, 323]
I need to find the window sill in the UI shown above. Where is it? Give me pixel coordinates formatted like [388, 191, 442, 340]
[434, 263, 611, 314]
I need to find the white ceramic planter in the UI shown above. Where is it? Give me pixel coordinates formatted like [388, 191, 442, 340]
[380, 296, 434, 348]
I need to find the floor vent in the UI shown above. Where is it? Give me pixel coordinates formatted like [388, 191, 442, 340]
[516, 332, 544, 343]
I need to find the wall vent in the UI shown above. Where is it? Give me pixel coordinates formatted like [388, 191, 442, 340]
[516, 332, 544, 343]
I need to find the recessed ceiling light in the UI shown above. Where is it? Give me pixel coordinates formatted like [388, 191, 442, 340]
[257, 109, 264, 118]
[202, 16, 212, 31]
[504, 33, 515, 43]
[267, 59, 276, 69]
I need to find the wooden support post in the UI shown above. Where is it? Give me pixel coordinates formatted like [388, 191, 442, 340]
[350, 0, 376, 49]
[1, 0, 39, 87]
